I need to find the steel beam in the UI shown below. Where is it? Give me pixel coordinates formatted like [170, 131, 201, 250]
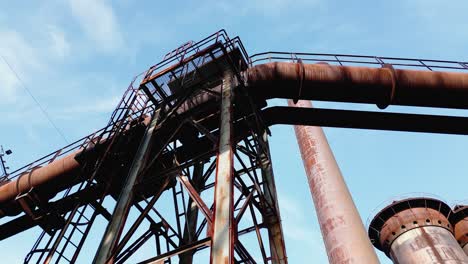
[260, 132, 288, 264]
[94, 111, 160, 264]
[289, 100, 380, 264]
[177, 175, 212, 224]
[210, 73, 234, 264]
[179, 162, 205, 263]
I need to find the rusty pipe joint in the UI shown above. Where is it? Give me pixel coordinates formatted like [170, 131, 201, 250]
[378, 64, 397, 109]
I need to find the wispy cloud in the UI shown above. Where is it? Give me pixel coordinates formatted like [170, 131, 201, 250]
[69, 0, 124, 53]
[0, 30, 43, 103]
[51, 95, 120, 121]
[47, 25, 71, 59]
[0, 59, 19, 103]
[405, 0, 468, 33]
[277, 193, 328, 261]
[242, 0, 322, 14]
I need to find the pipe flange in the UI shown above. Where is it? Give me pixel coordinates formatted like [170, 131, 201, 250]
[377, 64, 397, 109]
[293, 59, 305, 104]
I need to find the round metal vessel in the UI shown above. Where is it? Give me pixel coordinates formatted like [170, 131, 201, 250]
[451, 206, 468, 255]
[369, 197, 468, 264]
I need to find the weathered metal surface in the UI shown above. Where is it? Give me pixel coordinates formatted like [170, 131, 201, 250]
[452, 206, 468, 255]
[179, 162, 205, 263]
[369, 198, 468, 263]
[260, 132, 288, 264]
[390, 226, 468, 264]
[94, 111, 160, 264]
[289, 100, 379, 264]
[177, 175, 213, 224]
[261, 106, 468, 135]
[5, 60, 468, 215]
[6, 30, 468, 263]
[0, 151, 80, 206]
[249, 62, 468, 109]
[210, 73, 234, 264]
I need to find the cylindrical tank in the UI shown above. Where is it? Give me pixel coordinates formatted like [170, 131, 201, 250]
[451, 205, 468, 255]
[369, 197, 468, 264]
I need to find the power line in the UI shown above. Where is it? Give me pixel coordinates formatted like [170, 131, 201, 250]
[1, 54, 69, 144]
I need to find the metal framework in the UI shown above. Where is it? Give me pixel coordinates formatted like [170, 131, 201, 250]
[0, 30, 286, 263]
[2, 30, 468, 263]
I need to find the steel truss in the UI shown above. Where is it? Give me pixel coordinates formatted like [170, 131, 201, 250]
[2, 30, 286, 263]
[4, 29, 468, 264]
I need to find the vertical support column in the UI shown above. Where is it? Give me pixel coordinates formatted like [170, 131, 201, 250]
[94, 111, 160, 264]
[179, 162, 205, 263]
[210, 73, 234, 264]
[260, 132, 288, 264]
[288, 100, 380, 264]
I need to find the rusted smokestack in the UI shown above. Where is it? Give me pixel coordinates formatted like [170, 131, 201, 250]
[369, 197, 468, 263]
[452, 205, 468, 255]
[289, 100, 380, 264]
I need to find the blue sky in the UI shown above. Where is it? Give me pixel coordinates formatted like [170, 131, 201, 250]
[1, 0, 468, 263]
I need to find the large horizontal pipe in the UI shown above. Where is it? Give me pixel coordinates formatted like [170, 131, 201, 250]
[4, 61, 468, 215]
[247, 62, 468, 109]
[0, 151, 81, 205]
[262, 106, 468, 135]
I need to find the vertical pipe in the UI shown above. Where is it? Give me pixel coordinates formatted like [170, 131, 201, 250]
[94, 111, 160, 264]
[260, 132, 288, 264]
[210, 73, 234, 264]
[288, 100, 380, 264]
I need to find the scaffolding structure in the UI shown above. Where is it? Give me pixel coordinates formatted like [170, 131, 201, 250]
[2, 30, 468, 263]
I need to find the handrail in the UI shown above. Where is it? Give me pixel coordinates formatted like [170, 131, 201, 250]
[249, 51, 468, 72]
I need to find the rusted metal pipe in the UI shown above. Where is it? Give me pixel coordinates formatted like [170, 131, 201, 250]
[261, 106, 468, 135]
[289, 100, 380, 264]
[4, 61, 468, 212]
[369, 198, 468, 263]
[0, 151, 80, 205]
[249, 62, 468, 109]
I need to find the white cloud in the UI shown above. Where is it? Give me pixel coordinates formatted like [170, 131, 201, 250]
[244, 0, 321, 14]
[189, 0, 322, 19]
[277, 193, 328, 261]
[69, 0, 124, 53]
[48, 26, 71, 59]
[0, 60, 19, 102]
[55, 95, 120, 120]
[0, 30, 43, 103]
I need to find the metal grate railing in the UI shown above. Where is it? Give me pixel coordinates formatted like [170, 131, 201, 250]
[5, 30, 249, 184]
[249, 51, 468, 72]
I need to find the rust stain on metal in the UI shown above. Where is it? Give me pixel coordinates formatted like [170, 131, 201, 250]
[289, 100, 379, 264]
[249, 62, 468, 109]
[211, 73, 234, 264]
[369, 198, 468, 263]
[0, 150, 81, 205]
[452, 205, 468, 255]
